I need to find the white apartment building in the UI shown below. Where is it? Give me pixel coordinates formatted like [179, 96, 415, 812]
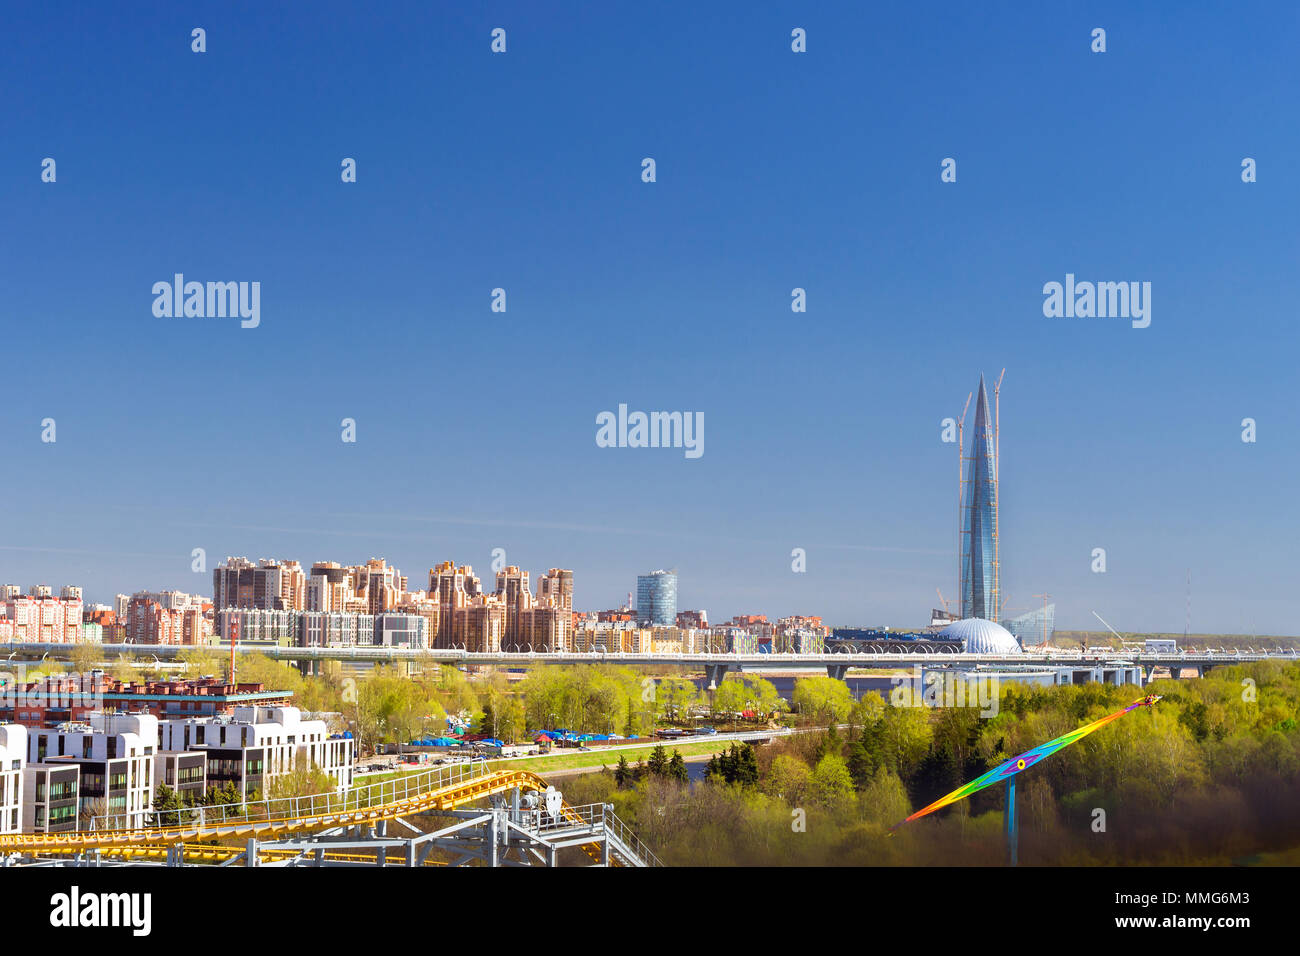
[0, 724, 26, 834]
[26, 713, 158, 829]
[159, 705, 353, 798]
[301, 610, 375, 647]
[375, 612, 428, 648]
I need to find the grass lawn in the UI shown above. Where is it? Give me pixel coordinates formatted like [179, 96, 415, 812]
[488, 738, 735, 775]
[355, 737, 739, 786]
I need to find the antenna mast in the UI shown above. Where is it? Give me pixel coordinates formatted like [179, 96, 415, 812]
[993, 368, 1005, 620]
[957, 391, 972, 619]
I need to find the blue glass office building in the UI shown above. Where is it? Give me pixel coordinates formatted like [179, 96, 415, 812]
[1002, 604, 1055, 647]
[636, 569, 678, 627]
[960, 375, 999, 620]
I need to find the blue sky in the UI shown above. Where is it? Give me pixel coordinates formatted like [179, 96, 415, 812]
[2, 2, 1297, 635]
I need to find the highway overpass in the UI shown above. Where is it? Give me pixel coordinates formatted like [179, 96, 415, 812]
[1, 642, 1294, 683]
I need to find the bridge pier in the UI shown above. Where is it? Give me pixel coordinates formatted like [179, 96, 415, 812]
[704, 663, 730, 689]
[826, 664, 849, 681]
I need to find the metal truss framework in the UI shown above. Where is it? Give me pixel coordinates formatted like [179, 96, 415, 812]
[0, 765, 662, 869]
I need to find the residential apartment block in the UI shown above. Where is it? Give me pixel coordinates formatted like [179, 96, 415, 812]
[159, 706, 353, 798]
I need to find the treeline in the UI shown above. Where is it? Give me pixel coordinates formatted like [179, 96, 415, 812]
[560, 661, 1300, 865]
[612, 745, 689, 786]
[515, 667, 788, 738]
[136, 653, 800, 748]
[63, 650, 864, 754]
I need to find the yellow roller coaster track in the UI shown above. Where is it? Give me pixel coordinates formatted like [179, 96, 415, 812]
[0, 768, 608, 863]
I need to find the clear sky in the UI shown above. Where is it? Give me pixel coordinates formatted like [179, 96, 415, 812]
[2, 2, 1297, 635]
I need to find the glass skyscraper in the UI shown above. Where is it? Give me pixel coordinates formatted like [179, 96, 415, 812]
[960, 375, 999, 620]
[636, 569, 677, 627]
[1002, 603, 1055, 647]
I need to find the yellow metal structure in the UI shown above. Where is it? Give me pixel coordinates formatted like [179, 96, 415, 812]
[0, 768, 606, 864]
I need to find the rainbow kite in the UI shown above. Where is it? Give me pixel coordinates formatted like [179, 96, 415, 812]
[891, 694, 1161, 831]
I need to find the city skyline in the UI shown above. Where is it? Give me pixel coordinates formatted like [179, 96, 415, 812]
[2, 3, 1297, 636]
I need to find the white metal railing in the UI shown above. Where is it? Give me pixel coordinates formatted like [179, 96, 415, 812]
[601, 804, 663, 866]
[2, 641, 1294, 666]
[91, 761, 493, 833]
[522, 801, 661, 866]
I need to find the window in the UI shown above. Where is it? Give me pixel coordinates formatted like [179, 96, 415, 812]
[50, 781, 74, 802]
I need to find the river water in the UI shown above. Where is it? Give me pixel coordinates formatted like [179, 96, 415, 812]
[688, 674, 895, 700]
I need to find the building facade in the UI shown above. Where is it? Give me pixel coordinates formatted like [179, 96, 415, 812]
[158, 706, 353, 798]
[213, 558, 306, 612]
[27, 714, 159, 829]
[1, 595, 84, 643]
[960, 375, 1000, 620]
[22, 763, 80, 834]
[1002, 603, 1056, 647]
[0, 724, 26, 833]
[636, 569, 678, 627]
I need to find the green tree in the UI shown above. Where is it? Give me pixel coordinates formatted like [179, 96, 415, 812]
[647, 744, 670, 777]
[614, 753, 633, 787]
[178, 647, 225, 680]
[231, 653, 304, 694]
[269, 753, 338, 800]
[857, 768, 912, 826]
[667, 750, 689, 782]
[793, 675, 855, 725]
[151, 783, 184, 826]
[706, 743, 759, 787]
[69, 642, 103, 674]
[811, 754, 855, 811]
[109, 654, 145, 683]
[764, 754, 813, 805]
[657, 677, 699, 722]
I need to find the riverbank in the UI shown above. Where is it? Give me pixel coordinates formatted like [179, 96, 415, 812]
[487, 737, 743, 776]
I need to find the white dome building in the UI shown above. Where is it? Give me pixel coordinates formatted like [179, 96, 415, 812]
[939, 618, 1022, 654]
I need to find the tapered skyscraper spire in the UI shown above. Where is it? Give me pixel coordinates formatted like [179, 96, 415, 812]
[960, 375, 999, 619]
